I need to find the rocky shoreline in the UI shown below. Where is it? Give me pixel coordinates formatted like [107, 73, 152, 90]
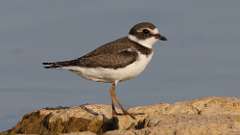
[1, 96, 240, 135]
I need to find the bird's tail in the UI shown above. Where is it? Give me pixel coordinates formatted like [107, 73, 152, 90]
[42, 62, 63, 69]
[42, 59, 78, 69]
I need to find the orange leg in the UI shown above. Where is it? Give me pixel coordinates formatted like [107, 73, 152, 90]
[108, 81, 135, 119]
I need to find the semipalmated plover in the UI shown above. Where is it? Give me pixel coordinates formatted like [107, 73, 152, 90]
[43, 22, 167, 119]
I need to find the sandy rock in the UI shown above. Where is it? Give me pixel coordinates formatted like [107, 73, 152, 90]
[4, 105, 106, 135]
[2, 97, 240, 135]
[61, 131, 96, 135]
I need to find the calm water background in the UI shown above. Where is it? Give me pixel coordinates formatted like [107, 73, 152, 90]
[1, 0, 240, 131]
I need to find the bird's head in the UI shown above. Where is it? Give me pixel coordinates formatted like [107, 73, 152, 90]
[128, 22, 167, 48]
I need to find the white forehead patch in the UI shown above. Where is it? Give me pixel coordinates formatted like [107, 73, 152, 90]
[152, 28, 159, 34]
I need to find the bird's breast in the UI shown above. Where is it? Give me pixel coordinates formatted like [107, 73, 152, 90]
[119, 52, 153, 80]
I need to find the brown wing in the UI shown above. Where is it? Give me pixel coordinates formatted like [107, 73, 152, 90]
[77, 49, 138, 69]
[81, 37, 133, 58]
[43, 37, 139, 69]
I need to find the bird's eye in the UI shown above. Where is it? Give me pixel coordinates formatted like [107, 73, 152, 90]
[143, 29, 150, 34]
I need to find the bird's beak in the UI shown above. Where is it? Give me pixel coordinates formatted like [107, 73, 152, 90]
[154, 34, 167, 41]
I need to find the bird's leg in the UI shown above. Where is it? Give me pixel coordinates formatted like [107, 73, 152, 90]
[109, 82, 120, 116]
[109, 81, 136, 119]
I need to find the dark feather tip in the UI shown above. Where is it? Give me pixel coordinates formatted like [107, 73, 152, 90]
[42, 62, 56, 69]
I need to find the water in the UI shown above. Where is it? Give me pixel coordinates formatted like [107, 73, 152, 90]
[1, 0, 240, 131]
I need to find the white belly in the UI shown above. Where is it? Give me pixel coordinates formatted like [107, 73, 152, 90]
[64, 53, 153, 82]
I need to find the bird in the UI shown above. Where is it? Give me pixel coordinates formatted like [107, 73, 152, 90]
[43, 22, 167, 119]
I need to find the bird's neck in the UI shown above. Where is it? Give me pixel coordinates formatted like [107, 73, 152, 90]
[128, 35, 158, 49]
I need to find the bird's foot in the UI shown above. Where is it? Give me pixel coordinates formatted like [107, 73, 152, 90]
[112, 110, 145, 120]
[122, 110, 136, 119]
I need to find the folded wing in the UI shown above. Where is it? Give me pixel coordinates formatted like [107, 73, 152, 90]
[43, 48, 138, 69]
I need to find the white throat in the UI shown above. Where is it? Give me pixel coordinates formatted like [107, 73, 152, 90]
[128, 35, 158, 49]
